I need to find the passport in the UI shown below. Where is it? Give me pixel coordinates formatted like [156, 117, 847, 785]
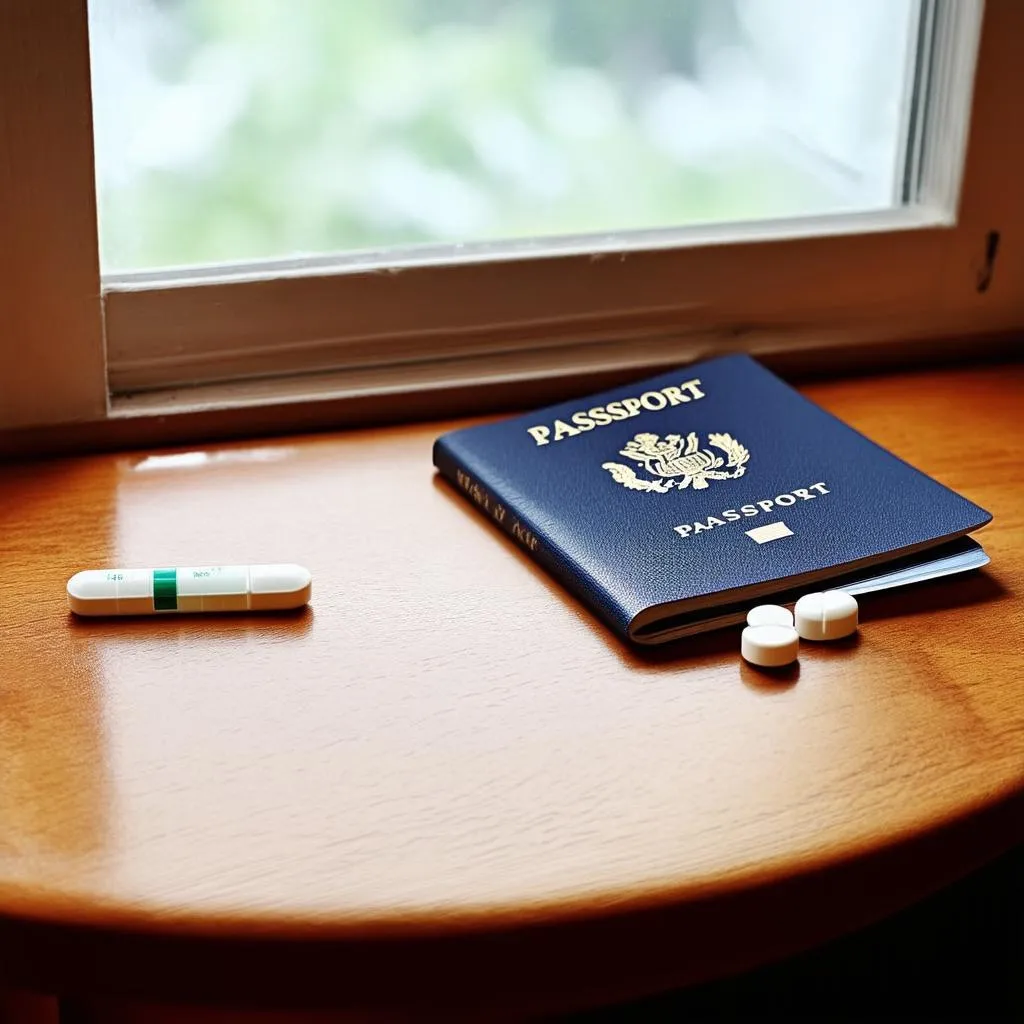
[433, 355, 992, 644]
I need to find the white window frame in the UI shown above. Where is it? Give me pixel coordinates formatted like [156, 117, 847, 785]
[1, 0, 1021, 440]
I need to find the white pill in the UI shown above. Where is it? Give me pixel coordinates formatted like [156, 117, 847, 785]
[741, 624, 799, 668]
[746, 604, 794, 628]
[794, 590, 859, 641]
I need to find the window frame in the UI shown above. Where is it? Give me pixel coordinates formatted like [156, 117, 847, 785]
[0, 2, 107, 431]
[2, 0, 1021, 444]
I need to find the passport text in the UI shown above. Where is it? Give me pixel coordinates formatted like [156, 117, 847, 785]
[527, 378, 705, 446]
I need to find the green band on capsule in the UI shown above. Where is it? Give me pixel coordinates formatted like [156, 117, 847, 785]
[153, 568, 178, 611]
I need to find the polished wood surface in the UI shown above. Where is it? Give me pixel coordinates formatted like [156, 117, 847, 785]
[1, 364, 1022, 1014]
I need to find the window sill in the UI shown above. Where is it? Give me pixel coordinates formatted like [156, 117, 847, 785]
[1, 329, 1019, 461]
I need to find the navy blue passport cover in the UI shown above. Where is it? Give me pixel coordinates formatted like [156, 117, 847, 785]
[433, 355, 991, 643]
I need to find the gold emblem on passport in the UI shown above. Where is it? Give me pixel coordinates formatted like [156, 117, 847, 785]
[602, 432, 750, 493]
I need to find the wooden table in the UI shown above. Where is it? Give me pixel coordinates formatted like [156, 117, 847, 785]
[1, 363, 1022, 1020]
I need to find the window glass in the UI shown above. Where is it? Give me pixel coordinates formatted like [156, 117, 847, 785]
[89, 0, 917, 271]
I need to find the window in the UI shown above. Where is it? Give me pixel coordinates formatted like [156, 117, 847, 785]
[91, 0, 917, 270]
[1, 0, 1020, 439]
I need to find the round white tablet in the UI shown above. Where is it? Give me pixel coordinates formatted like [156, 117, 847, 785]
[794, 590, 859, 641]
[741, 624, 799, 668]
[746, 604, 794, 628]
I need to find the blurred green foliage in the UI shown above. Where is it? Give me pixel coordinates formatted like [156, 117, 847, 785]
[96, 0, 838, 270]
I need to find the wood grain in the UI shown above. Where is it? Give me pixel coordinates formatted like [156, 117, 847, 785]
[0, 991, 59, 1024]
[0, 364, 1021, 1015]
